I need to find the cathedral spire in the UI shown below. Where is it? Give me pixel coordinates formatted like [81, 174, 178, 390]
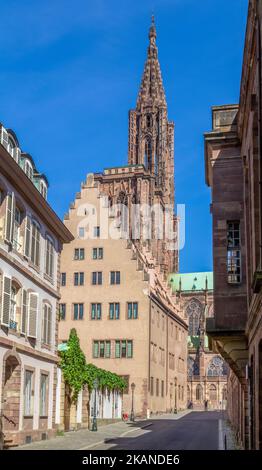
[136, 16, 167, 109]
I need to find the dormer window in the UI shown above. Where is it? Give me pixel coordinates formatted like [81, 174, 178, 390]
[40, 180, 47, 199]
[25, 161, 33, 180]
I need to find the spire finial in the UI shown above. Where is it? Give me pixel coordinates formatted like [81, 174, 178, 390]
[149, 13, 156, 42]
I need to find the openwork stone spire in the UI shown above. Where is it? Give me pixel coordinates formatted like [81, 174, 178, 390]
[136, 15, 167, 109]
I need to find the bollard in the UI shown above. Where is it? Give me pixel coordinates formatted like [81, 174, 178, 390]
[224, 434, 227, 450]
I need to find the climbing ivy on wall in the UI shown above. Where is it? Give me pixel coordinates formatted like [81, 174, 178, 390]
[59, 329, 126, 403]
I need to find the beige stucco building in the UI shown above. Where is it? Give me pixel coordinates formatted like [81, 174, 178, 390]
[59, 18, 187, 420]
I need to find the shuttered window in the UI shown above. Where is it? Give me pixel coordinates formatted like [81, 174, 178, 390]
[21, 289, 27, 334]
[45, 237, 54, 278]
[1, 276, 11, 327]
[28, 292, 38, 338]
[5, 193, 15, 243]
[42, 303, 52, 345]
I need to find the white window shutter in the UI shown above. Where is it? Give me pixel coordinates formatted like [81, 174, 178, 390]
[1, 276, 11, 327]
[21, 289, 28, 334]
[24, 216, 31, 258]
[45, 239, 49, 276]
[42, 303, 47, 343]
[35, 226, 40, 267]
[47, 305, 52, 345]
[28, 292, 38, 338]
[5, 192, 15, 243]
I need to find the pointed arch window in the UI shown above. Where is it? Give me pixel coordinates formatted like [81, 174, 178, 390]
[146, 114, 152, 128]
[187, 356, 199, 377]
[196, 384, 203, 401]
[144, 137, 152, 170]
[207, 356, 227, 376]
[186, 299, 202, 336]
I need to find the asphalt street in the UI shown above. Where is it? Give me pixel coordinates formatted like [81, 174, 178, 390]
[94, 411, 224, 450]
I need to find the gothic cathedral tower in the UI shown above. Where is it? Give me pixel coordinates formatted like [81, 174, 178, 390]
[128, 16, 175, 208]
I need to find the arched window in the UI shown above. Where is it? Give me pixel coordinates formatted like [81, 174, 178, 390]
[222, 386, 227, 401]
[196, 384, 202, 401]
[209, 384, 217, 402]
[207, 356, 227, 376]
[186, 299, 202, 336]
[146, 114, 152, 128]
[116, 191, 128, 234]
[187, 356, 199, 377]
[40, 180, 47, 199]
[144, 137, 152, 170]
[25, 160, 33, 180]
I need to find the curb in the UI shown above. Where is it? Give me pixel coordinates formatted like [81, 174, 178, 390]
[78, 422, 153, 450]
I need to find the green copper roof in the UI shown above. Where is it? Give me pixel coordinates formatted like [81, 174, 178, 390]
[188, 335, 210, 349]
[168, 272, 213, 293]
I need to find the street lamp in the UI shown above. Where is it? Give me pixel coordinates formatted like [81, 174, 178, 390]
[174, 377, 177, 414]
[130, 382, 136, 422]
[91, 377, 99, 432]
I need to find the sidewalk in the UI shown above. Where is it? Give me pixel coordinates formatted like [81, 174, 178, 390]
[218, 411, 240, 450]
[13, 410, 188, 451]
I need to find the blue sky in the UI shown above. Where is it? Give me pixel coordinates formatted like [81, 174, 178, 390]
[0, 0, 248, 273]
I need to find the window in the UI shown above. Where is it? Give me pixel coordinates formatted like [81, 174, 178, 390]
[209, 384, 217, 402]
[196, 384, 202, 401]
[93, 340, 111, 358]
[42, 303, 52, 345]
[115, 340, 133, 358]
[10, 286, 17, 326]
[93, 226, 100, 238]
[24, 370, 33, 416]
[30, 221, 40, 267]
[40, 181, 47, 199]
[150, 377, 154, 396]
[207, 356, 228, 376]
[93, 248, 103, 259]
[156, 378, 159, 396]
[59, 303, 66, 320]
[74, 248, 85, 260]
[109, 303, 120, 319]
[186, 299, 202, 336]
[161, 380, 164, 397]
[25, 161, 33, 180]
[74, 272, 84, 286]
[227, 221, 241, 283]
[73, 303, 84, 320]
[78, 227, 85, 238]
[188, 357, 199, 377]
[45, 237, 54, 278]
[127, 302, 138, 319]
[110, 271, 120, 285]
[91, 303, 102, 320]
[61, 273, 66, 286]
[92, 272, 102, 285]
[40, 374, 48, 416]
